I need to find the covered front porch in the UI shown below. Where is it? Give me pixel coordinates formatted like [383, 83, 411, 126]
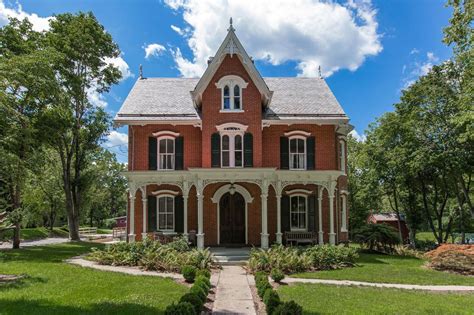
[125, 168, 346, 249]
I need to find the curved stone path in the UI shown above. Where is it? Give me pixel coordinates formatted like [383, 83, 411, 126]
[0, 237, 70, 249]
[283, 277, 474, 292]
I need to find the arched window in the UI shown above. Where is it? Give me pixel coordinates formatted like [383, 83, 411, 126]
[290, 195, 307, 230]
[221, 133, 243, 168]
[233, 85, 241, 109]
[158, 137, 175, 170]
[223, 85, 231, 110]
[158, 195, 174, 231]
[289, 137, 306, 170]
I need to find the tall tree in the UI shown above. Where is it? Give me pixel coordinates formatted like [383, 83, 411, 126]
[38, 12, 122, 240]
[0, 18, 59, 248]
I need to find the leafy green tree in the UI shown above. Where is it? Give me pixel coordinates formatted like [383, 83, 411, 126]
[38, 12, 122, 240]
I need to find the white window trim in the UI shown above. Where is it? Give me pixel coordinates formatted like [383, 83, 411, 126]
[339, 139, 346, 174]
[157, 136, 175, 171]
[215, 75, 248, 111]
[289, 136, 307, 170]
[221, 133, 244, 168]
[157, 194, 175, 232]
[341, 194, 348, 232]
[290, 194, 308, 231]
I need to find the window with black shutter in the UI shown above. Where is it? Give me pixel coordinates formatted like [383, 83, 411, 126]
[147, 196, 157, 232]
[307, 136, 315, 170]
[244, 133, 253, 167]
[174, 196, 184, 233]
[211, 133, 221, 167]
[280, 137, 289, 169]
[281, 195, 290, 233]
[175, 136, 184, 170]
[148, 137, 157, 170]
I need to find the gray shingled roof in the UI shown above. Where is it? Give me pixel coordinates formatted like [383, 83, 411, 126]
[115, 77, 347, 123]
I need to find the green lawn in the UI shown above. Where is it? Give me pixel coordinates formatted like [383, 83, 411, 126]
[1, 227, 69, 242]
[292, 253, 474, 285]
[0, 242, 187, 314]
[278, 283, 474, 315]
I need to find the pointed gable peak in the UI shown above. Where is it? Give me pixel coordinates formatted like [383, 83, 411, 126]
[192, 18, 272, 107]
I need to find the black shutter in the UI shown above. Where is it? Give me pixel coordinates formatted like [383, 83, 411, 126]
[281, 195, 290, 233]
[244, 133, 253, 167]
[280, 137, 289, 170]
[308, 194, 316, 232]
[211, 133, 221, 168]
[307, 136, 315, 170]
[147, 196, 157, 232]
[175, 136, 184, 170]
[148, 137, 157, 170]
[174, 196, 184, 233]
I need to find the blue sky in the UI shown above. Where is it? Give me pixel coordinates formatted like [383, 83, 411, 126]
[0, 0, 453, 162]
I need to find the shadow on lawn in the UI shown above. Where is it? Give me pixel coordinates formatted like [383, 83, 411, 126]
[0, 275, 47, 292]
[0, 299, 166, 315]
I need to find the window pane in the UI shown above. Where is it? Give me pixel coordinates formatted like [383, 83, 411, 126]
[166, 214, 173, 229]
[159, 215, 166, 230]
[299, 213, 306, 229]
[159, 155, 166, 169]
[235, 135, 242, 150]
[234, 85, 240, 97]
[222, 135, 229, 150]
[297, 139, 304, 153]
[167, 139, 174, 153]
[222, 152, 230, 167]
[291, 197, 298, 212]
[234, 97, 240, 109]
[290, 139, 296, 153]
[159, 139, 166, 153]
[159, 197, 166, 211]
[224, 85, 230, 96]
[166, 155, 174, 169]
[291, 213, 298, 228]
[166, 197, 174, 213]
[224, 97, 230, 109]
[299, 197, 306, 211]
[235, 151, 242, 167]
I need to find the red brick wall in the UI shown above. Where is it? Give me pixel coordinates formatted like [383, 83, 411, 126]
[262, 125, 337, 169]
[200, 55, 263, 168]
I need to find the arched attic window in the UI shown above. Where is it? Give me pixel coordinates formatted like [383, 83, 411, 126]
[215, 75, 248, 112]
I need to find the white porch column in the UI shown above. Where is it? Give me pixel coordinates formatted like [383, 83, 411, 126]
[261, 181, 269, 249]
[196, 180, 204, 249]
[318, 187, 324, 245]
[128, 192, 136, 243]
[275, 193, 282, 244]
[328, 182, 336, 245]
[141, 191, 147, 241]
[183, 193, 189, 238]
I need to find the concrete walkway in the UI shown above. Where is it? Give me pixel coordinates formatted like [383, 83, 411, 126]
[0, 237, 69, 250]
[213, 266, 256, 315]
[283, 277, 474, 292]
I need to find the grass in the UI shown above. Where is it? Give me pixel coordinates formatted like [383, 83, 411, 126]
[292, 252, 474, 285]
[278, 283, 474, 315]
[1, 227, 69, 242]
[0, 242, 187, 314]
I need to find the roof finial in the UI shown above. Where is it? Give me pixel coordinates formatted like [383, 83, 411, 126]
[318, 65, 322, 79]
[228, 17, 235, 32]
[139, 64, 143, 79]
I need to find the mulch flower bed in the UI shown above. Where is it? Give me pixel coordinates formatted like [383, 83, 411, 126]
[425, 244, 474, 276]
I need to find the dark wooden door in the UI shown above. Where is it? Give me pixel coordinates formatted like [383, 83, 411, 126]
[219, 192, 245, 244]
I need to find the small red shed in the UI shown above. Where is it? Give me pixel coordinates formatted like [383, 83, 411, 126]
[368, 213, 410, 243]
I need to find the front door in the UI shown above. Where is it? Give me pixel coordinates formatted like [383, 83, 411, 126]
[219, 192, 245, 245]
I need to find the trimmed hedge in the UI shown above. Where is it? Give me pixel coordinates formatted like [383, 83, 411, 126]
[273, 300, 303, 315]
[270, 269, 285, 283]
[164, 301, 194, 315]
[182, 265, 197, 283]
[254, 272, 302, 315]
[263, 288, 281, 314]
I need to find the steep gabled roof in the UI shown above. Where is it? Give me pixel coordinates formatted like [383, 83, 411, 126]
[191, 20, 272, 107]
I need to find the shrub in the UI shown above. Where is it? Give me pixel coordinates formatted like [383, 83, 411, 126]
[305, 245, 358, 270]
[190, 285, 207, 303]
[180, 292, 203, 315]
[196, 269, 211, 279]
[353, 223, 400, 252]
[164, 302, 194, 315]
[255, 273, 272, 298]
[270, 268, 285, 283]
[393, 245, 423, 258]
[263, 288, 281, 314]
[167, 236, 190, 252]
[415, 239, 438, 252]
[249, 245, 311, 273]
[273, 300, 303, 315]
[195, 276, 211, 291]
[182, 265, 197, 283]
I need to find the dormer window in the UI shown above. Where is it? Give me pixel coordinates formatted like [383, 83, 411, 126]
[215, 75, 248, 112]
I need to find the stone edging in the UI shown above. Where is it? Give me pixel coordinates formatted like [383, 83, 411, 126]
[282, 277, 474, 292]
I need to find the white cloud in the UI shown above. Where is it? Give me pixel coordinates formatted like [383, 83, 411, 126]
[349, 129, 366, 142]
[143, 43, 166, 58]
[402, 51, 439, 89]
[106, 131, 128, 147]
[410, 48, 419, 55]
[0, 0, 52, 31]
[87, 87, 108, 108]
[171, 24, 185, 35]
[164, 0, 382, 78]
[104, 56, 133, 80]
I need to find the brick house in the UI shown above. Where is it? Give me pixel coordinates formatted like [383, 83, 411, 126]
[115, 21, 352, 249]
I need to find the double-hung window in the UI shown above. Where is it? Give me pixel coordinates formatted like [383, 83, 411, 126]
[289, 137, 306, 170]
[290, 195, 307, 230]
[157, 196, 174, 231]
[221, 134, 243, 167]
[222, 84, 241, 110]
[158, 137, 174, 170]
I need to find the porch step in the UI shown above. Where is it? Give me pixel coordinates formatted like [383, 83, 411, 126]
[211, 248, 251, 266]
